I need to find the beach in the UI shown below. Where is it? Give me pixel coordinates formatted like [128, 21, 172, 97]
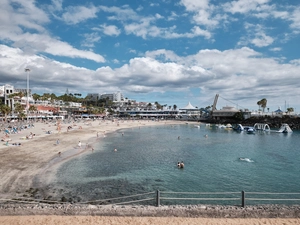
[1, 118, 300, 224]
[0, 118, 187, 199]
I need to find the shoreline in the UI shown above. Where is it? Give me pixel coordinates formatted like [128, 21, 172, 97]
[0, 119, 191, 201]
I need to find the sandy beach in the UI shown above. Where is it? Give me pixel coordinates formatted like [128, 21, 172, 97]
[1, 118, 300, 224]
[0, 118, 187, 199]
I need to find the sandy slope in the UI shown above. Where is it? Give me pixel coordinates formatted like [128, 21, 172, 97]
[0, 216, 300, 225]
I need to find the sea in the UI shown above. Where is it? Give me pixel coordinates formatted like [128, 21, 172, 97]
[52, 123, 300, 205]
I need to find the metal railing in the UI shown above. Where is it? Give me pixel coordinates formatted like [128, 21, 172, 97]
[2, 191, 300, 207]
[157, 190, 241, 207]
[242, 191, 300, 207]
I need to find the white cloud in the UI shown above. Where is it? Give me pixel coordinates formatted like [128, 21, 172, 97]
[42, 36, 105, 62]
[62, 5, 99, 25]
[98, 5, 140, 21]
[251, 32, 274, 47]
[142, 47, 300, 108]
[81, 33, 101, 48]
[100, 5, 211, 40]
[270, 47, 281, 52]
[125, 18, 211, 40]
[48, 0, 63, 12]
[167, 11, 179, 21]
[180, 0, 210, 12]
[179, 0, 219, 28]
[290, 59, 300, 65]
[99, 24, 121, 36]
[150, 3, 159, 7]
[113, 59, 119, 64]
[289, 7, 300, 31]
[8, 32, 105, 62]
[0, 0, 105, 63]
[238, 23, 274, 48]
[1, 0, 49, 33]
[155, 13, 163, 19]
[0, 44, 104, 95]
[224, 0, 270, 14]
[136, 5, 143, 12]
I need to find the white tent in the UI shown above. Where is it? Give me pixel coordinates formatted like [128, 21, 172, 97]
[180, 102, 196, 110]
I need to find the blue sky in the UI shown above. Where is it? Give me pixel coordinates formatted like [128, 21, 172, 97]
[1, 0, 300, 112]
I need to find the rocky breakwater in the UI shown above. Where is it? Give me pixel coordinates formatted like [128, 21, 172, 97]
[207, 116, 300, 130]
[243, 116, 300, 130]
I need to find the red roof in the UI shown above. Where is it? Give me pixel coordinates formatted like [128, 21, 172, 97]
[36, 105, 59, 112]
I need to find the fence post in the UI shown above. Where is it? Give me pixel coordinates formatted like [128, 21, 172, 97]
[241, 190, 245, 207]
[156, 190, 160, 207]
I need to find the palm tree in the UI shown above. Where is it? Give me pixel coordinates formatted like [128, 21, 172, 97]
[29, 105, 37, 116]
[0, 104, 12, 121]
[14, 102, 25, 120]
[257, 98, 267, 112]
[32, 93, 41, 101]
[155, 101, 163, 110]
[286, 107, 294, 114]
[9, 92, 24, 99]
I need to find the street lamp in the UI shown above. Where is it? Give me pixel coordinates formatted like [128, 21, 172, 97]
[25, 68, 30, 122]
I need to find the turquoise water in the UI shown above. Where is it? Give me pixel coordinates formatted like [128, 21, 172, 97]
[54, 124, 300, 204]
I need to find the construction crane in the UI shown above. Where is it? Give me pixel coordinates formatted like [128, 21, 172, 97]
[212, 94, 219, 112]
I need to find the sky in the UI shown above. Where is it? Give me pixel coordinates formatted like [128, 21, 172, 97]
[0, 0, 300, 112]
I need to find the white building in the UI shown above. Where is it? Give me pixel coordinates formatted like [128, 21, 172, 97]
[87, 93, 101, 101]
[0, 84, 15, 109]
[113, 91, 124, 102]
[100, 92, 124, 102]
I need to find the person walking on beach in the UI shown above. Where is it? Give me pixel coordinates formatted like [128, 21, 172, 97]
[78, 141, 81, 148]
